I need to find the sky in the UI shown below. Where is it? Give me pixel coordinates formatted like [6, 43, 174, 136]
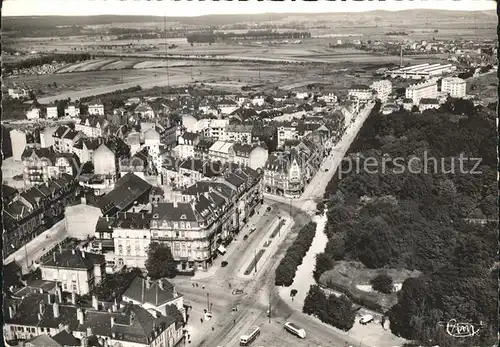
[3, 0, 497, 17]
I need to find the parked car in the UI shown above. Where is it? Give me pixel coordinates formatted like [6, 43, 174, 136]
[266, 206, 272, 212]
[359, 314, 374, 325]
[221, 261, 228, 267]
[243, 235, 249, 240]
[232, 289, 244, 295]
[250, 225, 256, 232]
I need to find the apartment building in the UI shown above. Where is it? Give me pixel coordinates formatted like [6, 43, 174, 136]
[119, 147, 157, 180]
[134, 103, 155, 119]
[201, 119, 229, 141]
[40, 127, 57, 148]
[405, 78, 438, 105]
[4, 291, 183, 347]
[21, 147, 77, 187]
[233, 143, 269, 170]
[72, 138, 102, 164]
[348, 84, 373, 101]
[75, 116, 109, 138]
[226, 124, 253, 144]
[64, 105, 80, 118]
[441, 77, 467, 98]
[53, 126, 83, 153]
[151, 167, 263, 272]
[3, 174, 77, 257]
[162, 156, 224, 189]
[46, 106, 58, 120]
[208, 141, 235, 164]
[176, 132, 200, 159]
[8, 87, 29, 99]
[87, 102, 105, 116]
[370, 80, 393, 102]
[276, 121, 299, 149]
[112, 212, 152, 269]
[93, 143, 116, 176]
[194, 139, 214, 161]
[40, 249, 105, 295]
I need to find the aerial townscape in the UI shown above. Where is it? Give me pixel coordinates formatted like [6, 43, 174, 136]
[1, 1, 498, 347]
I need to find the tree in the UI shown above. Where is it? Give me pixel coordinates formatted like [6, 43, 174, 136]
[164, 304, 184, 323]
[370, 273, 394, 294]
[145, 242, 177, 279]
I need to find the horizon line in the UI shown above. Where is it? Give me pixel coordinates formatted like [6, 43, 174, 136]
[3, 8, 496, 18]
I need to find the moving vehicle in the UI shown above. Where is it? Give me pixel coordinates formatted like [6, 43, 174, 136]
[359, 314, 374, 325]
[239, 326, 260, 346]
[284, 322, 306, 339]
[221, 261, 228, 267]
[243, 235, 249, 240]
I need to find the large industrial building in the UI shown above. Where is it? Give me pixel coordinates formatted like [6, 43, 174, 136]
[385, 63, 456, 80]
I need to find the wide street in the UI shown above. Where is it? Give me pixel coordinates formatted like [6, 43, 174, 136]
[171, 102, 377, 347]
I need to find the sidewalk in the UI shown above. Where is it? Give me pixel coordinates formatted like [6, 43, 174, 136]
[237, 215, 294, 279]
[191, 202, 269, 281]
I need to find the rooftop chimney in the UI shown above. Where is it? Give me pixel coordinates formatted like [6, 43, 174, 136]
[111, 317, 115, 327]
[92, 295, 98, 310]
[173, 286, 178, 298]
[86, 327, 92, 337]
[81, 251, 86, 258]
[71, 291, 76, 305]
[173, 201, 178, 208]
[158, 280, 163, 290]
[72, 249, 75, 255]
[106, 215, 109, 222]
[39, 288, 44, 294]
[53, 252, 57, 262]
[39, 303, 44, 315]
[81, 336, 88, 347]
[47, 293, 52, 304]
[53, 302, 60, 318]
[112, 304, 117, 312]
[77, 308, 84, 325]
[146, 278, 151, 289]
[9, 306, 14, 319]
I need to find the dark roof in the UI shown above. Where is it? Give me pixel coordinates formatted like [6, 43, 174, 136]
[96, 173, 152, 216]
[350, 84, 371, 90]
[2, 184, 18, 199]
[42, 249, 105, 269]
[224, 172, 245, 189]
[181, 131, 198, 142]
[152, 202, 198, 222]
[123, 277, 180, 307]
[95, 216, 115, 233]
[420, 98, 439, 104]
[63, 129, 80, 140]
[21, 147, 55, 162]
[74, 138, 102, 151]
[4, 293, 45, 326]
[112, 212, 152, 229]
[52, 329, 81, 346]
[53, 126, 70, 138]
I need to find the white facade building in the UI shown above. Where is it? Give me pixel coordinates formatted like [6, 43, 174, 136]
[371, 80, 393, 103]
[405, 78, 438, 105]
[46, 106, 58, 120]
[441, 77, 467, 98]
[26, 108, 40, 120]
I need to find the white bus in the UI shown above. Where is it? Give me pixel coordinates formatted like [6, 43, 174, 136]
[284, 322, 306, 339]
[239, 326, 260, 346]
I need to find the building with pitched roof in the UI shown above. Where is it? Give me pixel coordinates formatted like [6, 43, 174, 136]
[4, 291, 183, 347]
[348, 84, 374, 101]
[40, 249, 105, 295]
[208, 141, 235, 164]
[93, 144, 116, 176]
[96, 173, 152, 217]
[3, 174, 77, 257]
[151, 166, 263, 272]
[73, 137, 103, 164]
[233, 142, 269, 170]
[21, 147, 78, 187]
[225, 124, 253, 144]
[87, 101, 104, 116]
[122, 277, 185, 320]
[11, 129, 29, 161]
[75, 116, 109, 138]
[112, 212, 152, 269]
[175, 131, 200, 159]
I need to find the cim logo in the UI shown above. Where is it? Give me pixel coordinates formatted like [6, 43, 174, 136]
[438, 319, 484, 338]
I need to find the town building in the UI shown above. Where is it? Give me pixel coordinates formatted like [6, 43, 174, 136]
[75, 116, 109, 138]
[46, 106, 58, 120]
[276, 121, 299, 149]
[64, 105, 80, 118]
[96, 173, 152, 216]
[93, 143, 116, 176]
[112, 212, 152, 269]
[441, 76, 467, 98]
[405, 78, 438, 105]
[40, 127, 57, 148]
[176, 132, 200, 159]
[123, 277, 185, 320]
[226, 124, 253, 144]
[134, 103, 155, 119]
[418, 98, 441, 112]
[201, 119, 229, 141]
[10, 129, 29, 161]
[208, 141, 235, 164]
[385, 63, 455, 80]
[370, 80, 393, 103]
[72, 138, 102, 164]
[26, 107, 40, 120]
[53, 126, 83, 154]
[21, 147, 77, 187]
[4, 290, 183, 347]
[194, 139, 214, 161]
[152, 167, 262, 272]
[233, 143, 269, 170]
[87, 102, 105, 116]
[3, 174, 77, 257]
[162, 157, 224, 189]
[348, 84, 373, 101]
[40, 249, 105, 295]
[119, 147, 158, 182]
[8, 87, 29, 99]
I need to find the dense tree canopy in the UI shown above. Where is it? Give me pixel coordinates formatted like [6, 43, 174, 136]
[145, 242, 177, 279]
[315, 103, 497, 345]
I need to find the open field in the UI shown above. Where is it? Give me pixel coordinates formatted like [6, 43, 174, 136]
[467, 70, 498, 104]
